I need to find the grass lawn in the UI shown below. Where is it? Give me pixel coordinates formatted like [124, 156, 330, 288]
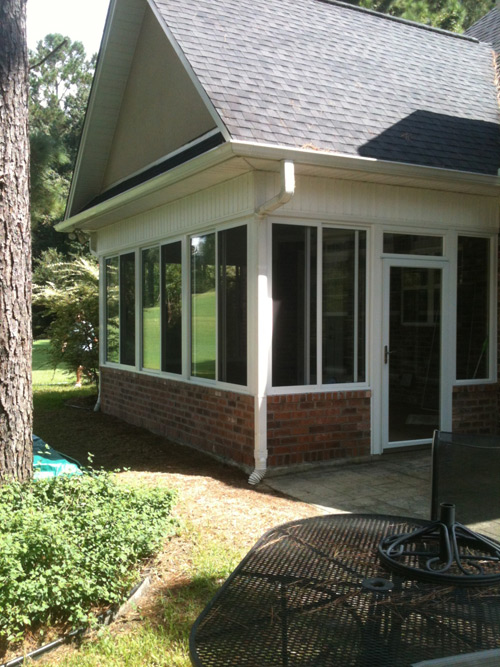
[32, 339, 75, 387]
[191, 290, 216, 379]
[13, 370, 317, 666]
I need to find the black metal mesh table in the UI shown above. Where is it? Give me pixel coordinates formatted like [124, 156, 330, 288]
[190, 514, 500, 666]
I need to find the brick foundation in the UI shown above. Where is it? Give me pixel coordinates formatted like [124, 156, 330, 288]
[452, 384, 499, 434]
[267, 390, 371, 467]
[100, 367, 255, 467]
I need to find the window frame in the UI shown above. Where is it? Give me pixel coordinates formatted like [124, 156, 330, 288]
[454, 232, 497, 386]
[269, 220, 370, 395]
[188, 223, 248, 387]
[102, 223, 249, 391]
[103, 250, 137, 369]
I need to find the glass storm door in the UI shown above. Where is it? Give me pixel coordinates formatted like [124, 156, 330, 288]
[382, 260, 444, 448]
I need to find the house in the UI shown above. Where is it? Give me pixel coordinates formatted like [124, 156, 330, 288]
[59, 0, 500, 483]
[466, 2, 500, 53]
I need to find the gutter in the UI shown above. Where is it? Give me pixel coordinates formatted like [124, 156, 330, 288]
[248, 160, 295, 486]
[58, 141, 500, 235]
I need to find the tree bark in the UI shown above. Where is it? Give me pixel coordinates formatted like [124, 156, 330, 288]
[0, 0, 32, 482]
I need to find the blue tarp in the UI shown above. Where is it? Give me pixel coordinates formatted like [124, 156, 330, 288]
[33, 435, 82, 480]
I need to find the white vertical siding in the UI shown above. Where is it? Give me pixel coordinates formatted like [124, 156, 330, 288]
[262, 173, 499, 232]
[96, 172, 255, 254]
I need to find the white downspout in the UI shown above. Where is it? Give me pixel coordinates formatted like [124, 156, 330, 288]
[255, 160, 296, 217]
[248, 161, 295, 485]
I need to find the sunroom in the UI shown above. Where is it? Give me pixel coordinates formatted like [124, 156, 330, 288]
[58, 0, 500, 480]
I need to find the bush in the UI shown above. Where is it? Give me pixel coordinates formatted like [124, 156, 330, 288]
[33, 250, 99, 385]
[0, 470, 177, 643]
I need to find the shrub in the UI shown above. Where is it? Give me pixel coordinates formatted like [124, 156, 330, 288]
[33, 251, 100, 385]
[0, 470, 177, 643]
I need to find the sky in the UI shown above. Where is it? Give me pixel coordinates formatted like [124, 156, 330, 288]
[27, 0, 109, 56]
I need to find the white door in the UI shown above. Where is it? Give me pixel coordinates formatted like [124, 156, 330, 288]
[382, 258, 450, 449]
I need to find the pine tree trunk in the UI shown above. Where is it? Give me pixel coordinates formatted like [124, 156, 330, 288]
[0, 0, 32, 482]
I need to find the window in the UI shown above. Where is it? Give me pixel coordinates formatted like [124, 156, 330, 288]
[272, 224, 366, 387]
[105, 252, 136, 366]
[457, 236, 490, 380]
[142, 247, 160, 370]
[105, 257, 119, 363]
[401, 268, 440, 327]
[384, 233, 443, 256]
[323, 229, 366, 384]
[162, 242, 182, 374]
[191, 234, 216, 379]
[272, 225, 317, 387]
[190, 227, 248, 384]
[218, 226, 247, 385]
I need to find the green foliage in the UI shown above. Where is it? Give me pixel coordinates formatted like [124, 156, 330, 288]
[0, 470, 177, 643]
[29, 35, 95, 258]
[33, 251, 99, 384]
[350, 0, 495, 31]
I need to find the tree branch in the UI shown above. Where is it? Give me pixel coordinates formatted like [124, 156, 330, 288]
[30, 39, 68, 71]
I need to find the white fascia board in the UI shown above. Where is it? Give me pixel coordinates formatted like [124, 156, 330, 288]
[230, 141, 500, 193]
[66, 0, 145, 219]
[56, 142, 236, 233]
[66, 0, 118, 219]
[146, 0, 231, 143]
[59, 138, 500, 234]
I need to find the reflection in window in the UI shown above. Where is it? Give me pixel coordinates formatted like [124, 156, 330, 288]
[105, 257, 119, 363]
[384, 233, 443, 256]
[105, 253, 136, 366]
[218, 226, 247, 385]
[162, 242, 182, 374]
[191, 234, 216, 379]
[323, 229, 366, 384]
[272, 224, 366, 387]
[142, 247, 160, 370]
[457, 237, 489, 380]
[120, 253, 136, 366]
[272, 225, 317, 387]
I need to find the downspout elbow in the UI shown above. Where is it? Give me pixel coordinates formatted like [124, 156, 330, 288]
[248, 468, 267, 485]
[256, 160, 295, 217]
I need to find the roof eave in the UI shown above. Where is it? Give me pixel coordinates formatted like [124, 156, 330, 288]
[231, 140, 500, 191]
[57, 140, 500, 234]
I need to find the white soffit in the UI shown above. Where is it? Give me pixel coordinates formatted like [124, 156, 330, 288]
[67, 0, 146, 217]
[58, 141, 500, 235]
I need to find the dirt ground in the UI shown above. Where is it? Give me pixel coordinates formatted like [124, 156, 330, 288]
[24, 395, 320, 663]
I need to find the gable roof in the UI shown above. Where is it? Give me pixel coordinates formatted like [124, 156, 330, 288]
[466, 5, 500, 53]
[154, 0, 500, 175]
[66, 0, 500, 220]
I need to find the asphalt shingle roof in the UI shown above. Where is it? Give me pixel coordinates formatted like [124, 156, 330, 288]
[154, 0, 500, 175]
[466, 6, 500, 54]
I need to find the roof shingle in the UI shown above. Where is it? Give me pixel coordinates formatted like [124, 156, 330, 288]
[466, 6, 500, 54]
[154, 0, 500, 175]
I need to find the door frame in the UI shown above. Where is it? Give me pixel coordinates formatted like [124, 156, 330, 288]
[381, 256, 453, 451]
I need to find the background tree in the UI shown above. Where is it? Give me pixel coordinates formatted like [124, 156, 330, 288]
[350, 0, 495, 31]
[29, 36, 96, 338]
[0, 0, 32, 482]
[29, 35, 95, 260]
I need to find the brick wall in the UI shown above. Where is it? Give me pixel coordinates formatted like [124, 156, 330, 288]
[100, 367, 255, 467]
[452, 384, 498, 434]
[267, 390, 371, 467]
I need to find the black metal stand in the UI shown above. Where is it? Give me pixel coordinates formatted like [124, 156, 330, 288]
[379, 503, 500, 586]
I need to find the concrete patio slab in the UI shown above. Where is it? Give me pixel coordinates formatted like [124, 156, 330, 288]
[264, 449, 500, 541]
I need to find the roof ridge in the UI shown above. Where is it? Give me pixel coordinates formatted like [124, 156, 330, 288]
[316, 0, 480, 44]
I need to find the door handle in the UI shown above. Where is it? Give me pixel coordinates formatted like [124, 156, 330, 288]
[384, 345, 392, 364]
